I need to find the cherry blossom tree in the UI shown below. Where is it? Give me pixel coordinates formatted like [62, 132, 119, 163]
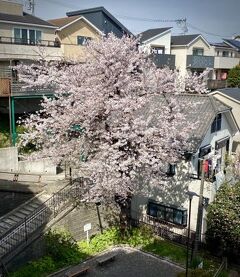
[16, 34, 208, 231]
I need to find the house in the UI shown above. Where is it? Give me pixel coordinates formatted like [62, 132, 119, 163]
[66, 6, 132, 37]
[223, 39, 240, 57]
[48, 15, 104, 61]
[170, 34, 214, 76]
[210, 88, 240, 153]
[209, 42, 240, 90]
[49, 6, 132, 61]
[131, 94, 238, 238]
[138, 27, 175, 69]
[0, 0, 63, 145]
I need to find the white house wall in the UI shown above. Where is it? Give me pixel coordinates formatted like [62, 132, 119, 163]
[132, 112, 234, 237]
[186, 37, 214, 56]
[170, 47, 187, 75]
[141, 30, 171, 55]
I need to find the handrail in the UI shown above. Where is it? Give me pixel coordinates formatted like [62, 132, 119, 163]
[213, 257, 227, 277]
[0, 179, 84, 259]
[0, 36, 60, 48]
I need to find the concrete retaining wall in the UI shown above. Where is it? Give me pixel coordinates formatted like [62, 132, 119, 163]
[0, 147, 18, 171]
[18, 158, 57, 175]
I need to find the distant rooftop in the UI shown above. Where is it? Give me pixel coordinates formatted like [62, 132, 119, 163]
[216, 88, 240, 102]
[171, 34, 200, 46]
[0, 12, 56, 28]
[65, 6, 132, 36]
[210, 42, 234, 49]
[138, 27, 172, 43]
[223, 39, 240, 51]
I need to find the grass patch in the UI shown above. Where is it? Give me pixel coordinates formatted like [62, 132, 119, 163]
[10, 227, 225, 277]
[143, 238, 186, 265]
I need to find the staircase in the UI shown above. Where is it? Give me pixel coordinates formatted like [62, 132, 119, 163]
[0, 179, 83, 269]
[0, 193, 50, 237]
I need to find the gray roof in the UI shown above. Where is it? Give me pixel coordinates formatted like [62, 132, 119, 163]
[66, 6, 132, 36]
[210, 42, 234, 49]
[138, 27, 172, 43]
[216, 88, 240, 102]
[171, 34, 200, 46]
[142, 94, 230, 152]
[0, 12, 55, 27]
[223, 39, 240, 51]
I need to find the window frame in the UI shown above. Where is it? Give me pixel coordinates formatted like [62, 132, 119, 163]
[192, 48, 204, 56]
[147, 200, 187, 226]
[211, 113, 222, 133]
[77, 35, 92, 46]
[13, 28, 42, 45]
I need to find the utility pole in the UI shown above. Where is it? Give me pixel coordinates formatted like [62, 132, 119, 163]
[193, 159, 205, 257]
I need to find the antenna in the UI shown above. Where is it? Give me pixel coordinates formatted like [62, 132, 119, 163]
[25, 0, 35, 15]
[176, 18, 188, 35]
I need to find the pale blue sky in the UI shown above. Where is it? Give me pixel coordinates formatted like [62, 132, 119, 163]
[33, 0, 240, 43]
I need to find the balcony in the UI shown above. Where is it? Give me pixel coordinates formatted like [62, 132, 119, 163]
[186, 55, 214, 69]
[0, 36, 63, 61]
[214, 56, 240, 69]
[11, 81, 54, 96]
[151, 54, 175, 69]
[207, 79, 227, 90]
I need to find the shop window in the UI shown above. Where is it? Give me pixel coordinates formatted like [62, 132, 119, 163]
[211, 114, 222, 133]
[147, 201, 187, 226]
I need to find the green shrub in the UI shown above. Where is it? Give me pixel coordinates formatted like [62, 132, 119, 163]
[44, 229, 84, 266]
[10, 256, 56, 277]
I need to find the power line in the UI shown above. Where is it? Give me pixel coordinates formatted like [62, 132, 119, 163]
[186, 23, 231, 38]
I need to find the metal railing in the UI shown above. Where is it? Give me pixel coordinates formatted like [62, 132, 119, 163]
[131, 210, 195, 246]
[0, 36, 60, 48]
[0, 180, 83, 260]
[11, 81, 54, 96]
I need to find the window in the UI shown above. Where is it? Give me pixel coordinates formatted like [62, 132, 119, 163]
[222, 51, 229, 57]
[166, 163, 176, 176]
[13, 28, 42, 45]
[77, 36, 92, 46]
[192, 48, 204, 56]
[151, 46, 165, 55]
[147, 201, 187, 226]
[211, 114, 222, 133]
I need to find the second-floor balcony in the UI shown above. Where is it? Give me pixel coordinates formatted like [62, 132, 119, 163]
[151, 54, 175, 69]
[207, 79, 227, 90]
[187, 55, 214, 69]
[214, 56, 240, 69]
[0, 36, 63, 61]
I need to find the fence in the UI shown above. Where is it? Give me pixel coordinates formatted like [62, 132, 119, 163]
[131, 210, 196, 246]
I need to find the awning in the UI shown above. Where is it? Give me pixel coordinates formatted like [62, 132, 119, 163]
[215, 136, 230, 150]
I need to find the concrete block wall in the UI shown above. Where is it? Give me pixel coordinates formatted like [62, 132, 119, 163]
[0, 147, 18, 171]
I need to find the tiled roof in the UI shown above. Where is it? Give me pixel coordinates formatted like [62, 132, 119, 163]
[138, 27, 172, 43]
[0, 12, 55, 27]
[223, 39, 240, 51]
[171, 34, 200, 46]
[141, 94, 230, 152]
[48, 15, 82, 28]
[216, 88, 240, 102]
[210, 42, 234, 49]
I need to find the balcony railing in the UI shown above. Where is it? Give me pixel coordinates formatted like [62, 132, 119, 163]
[151, 54, 175, 69]
[0, 36, 60, 48]
[11, 81, 54, 96]
[187, 55, 214, 69]
[207, 79, 227, 90]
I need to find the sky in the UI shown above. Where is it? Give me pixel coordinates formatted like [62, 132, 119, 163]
[28, 0, 240, 43]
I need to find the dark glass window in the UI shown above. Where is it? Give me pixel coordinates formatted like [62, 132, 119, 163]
[147, 201, 187, 226]
[222, 51, 229, 57]
[166, 163, 176, 176]
[211, 114, 222, 133]
[77, 36, 92, 45]
[193, 48, 204, 56]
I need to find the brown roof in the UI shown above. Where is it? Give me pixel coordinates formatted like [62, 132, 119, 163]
[48, 15, 82, 28]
